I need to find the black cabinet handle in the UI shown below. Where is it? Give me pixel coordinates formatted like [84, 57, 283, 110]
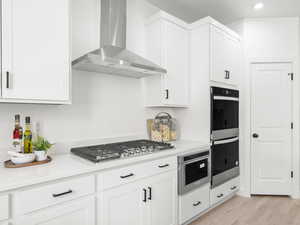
[193, 201, 202, 207]
[52, 190, 73, 198]
[252, 133, 259, 138]
[148, 187, 152, 200]
[217, 194, 224, 198]
[158, 164, 169, 168]
[6, 71, 10, 89]
[120, 173, 134, 179]
[231, 186, 237, 190]
[225, 70, 230, 79]
[165, 89, 169, 99]
[143, 188, 147, 203]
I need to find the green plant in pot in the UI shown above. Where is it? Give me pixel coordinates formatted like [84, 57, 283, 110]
[32, 136, 54, 161]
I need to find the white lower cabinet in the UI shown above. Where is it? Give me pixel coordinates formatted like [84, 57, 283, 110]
[147, 171, 178, 225]
[99, 181, 147, 225]
[210, 177, 240, 206]
[179, 184, 210, 225]
[16, 196, 95, 225]
[0, 195, 9, 221]
[99, 170, 178, 225]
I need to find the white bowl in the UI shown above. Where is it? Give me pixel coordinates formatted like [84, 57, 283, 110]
[11, 154, 35, 164]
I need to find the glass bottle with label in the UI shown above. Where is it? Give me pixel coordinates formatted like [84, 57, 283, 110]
[23, 117, 33, 153]
[13, 114, 23, 152]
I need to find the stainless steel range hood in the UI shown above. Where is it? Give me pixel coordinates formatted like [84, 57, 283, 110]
[72, 0, 167, 78]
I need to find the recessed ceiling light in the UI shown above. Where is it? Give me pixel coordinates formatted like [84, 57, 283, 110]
[254, 2, 264, 10]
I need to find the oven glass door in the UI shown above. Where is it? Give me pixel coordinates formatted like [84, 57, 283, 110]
[185, 158, 208, 185]
[213, 99, 239, 131]
[212, 138, 239, 176]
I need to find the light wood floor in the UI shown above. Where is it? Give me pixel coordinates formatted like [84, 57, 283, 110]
[190, 196, 300, 225]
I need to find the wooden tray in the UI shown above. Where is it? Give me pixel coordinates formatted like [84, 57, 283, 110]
[4, 156, 52, 168]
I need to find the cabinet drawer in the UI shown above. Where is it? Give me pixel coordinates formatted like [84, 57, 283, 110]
[226, 177, 240, 194]
[210, 182, 229, 206]
[98, 156, 177, 190]
[0, 195, 9, 221]
[210, 176, 240, 206]
[179, 184, 210, 224]
[15, 175, 95, 215]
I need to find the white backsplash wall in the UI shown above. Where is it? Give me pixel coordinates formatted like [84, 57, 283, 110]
[0, 70, 148, 149]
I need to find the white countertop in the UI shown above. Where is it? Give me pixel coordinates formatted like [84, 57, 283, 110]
[0, 140, 210, 193]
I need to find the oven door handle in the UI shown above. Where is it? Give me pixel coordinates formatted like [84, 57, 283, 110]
[182, 156, 209, 165]
[213, 96, 239, 102]
[214, 137, 239, 145]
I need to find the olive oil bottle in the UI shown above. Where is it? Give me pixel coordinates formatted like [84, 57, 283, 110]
[23, 117, 33, 153]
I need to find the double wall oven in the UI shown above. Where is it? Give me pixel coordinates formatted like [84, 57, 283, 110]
[211, 87, 239, 188]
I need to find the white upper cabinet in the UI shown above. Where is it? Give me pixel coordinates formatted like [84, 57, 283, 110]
[143, 12, 189, 107]
[210, 25, 241, 86]
[1, 0, 71, 104]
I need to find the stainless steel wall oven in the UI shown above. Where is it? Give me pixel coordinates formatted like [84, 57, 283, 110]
[211, 87, 239, 188]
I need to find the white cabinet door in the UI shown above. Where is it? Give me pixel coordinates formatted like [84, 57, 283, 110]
[0, 222, 8, 225]
[211, 25, 228, 84]
[211, 25, 240, 86]
[17, 197, 95, 225]
[226, 35, 241, 86]
[147, 171, 178, 225]
[99, 181, 147, 225]
[163, 20, 189, 106]
[144, 12, 189, 107]
[2, 0, 70, 102]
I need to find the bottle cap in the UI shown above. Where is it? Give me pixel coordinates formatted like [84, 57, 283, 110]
[25, 116, 31, 124]
[15, 114, 20, 121]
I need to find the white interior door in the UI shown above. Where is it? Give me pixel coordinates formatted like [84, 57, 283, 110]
[251, 62, 292, 195]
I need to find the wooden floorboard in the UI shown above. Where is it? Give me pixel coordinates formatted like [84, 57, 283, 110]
[190, 196, 300, 225]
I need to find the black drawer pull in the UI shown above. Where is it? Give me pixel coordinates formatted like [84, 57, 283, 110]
[158, 164, 170, 168]
[52, 190, 73, 198]
[120, 173, 134, 179]
[193, 201, 202, 207]
[231, 186, 237, 190]
[217, 194, 224, 198]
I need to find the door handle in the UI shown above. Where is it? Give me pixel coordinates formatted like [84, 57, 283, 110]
[148, 187, 152, 200]
[120, 173, 134, 179]
[252, 133, 259, 138]
[143, 188, 147, 203]
[225, 70, 230, 79]
[6, 71, 11, 89]
[165, 89, 169, 99]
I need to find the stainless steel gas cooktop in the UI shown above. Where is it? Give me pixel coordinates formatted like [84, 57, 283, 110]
[71, 140, 174, 163]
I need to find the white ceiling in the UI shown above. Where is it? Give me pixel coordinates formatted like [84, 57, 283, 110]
[147, 0, 300, 24]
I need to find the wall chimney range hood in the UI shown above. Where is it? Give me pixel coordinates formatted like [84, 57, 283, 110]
[72, 0, 167, 78]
